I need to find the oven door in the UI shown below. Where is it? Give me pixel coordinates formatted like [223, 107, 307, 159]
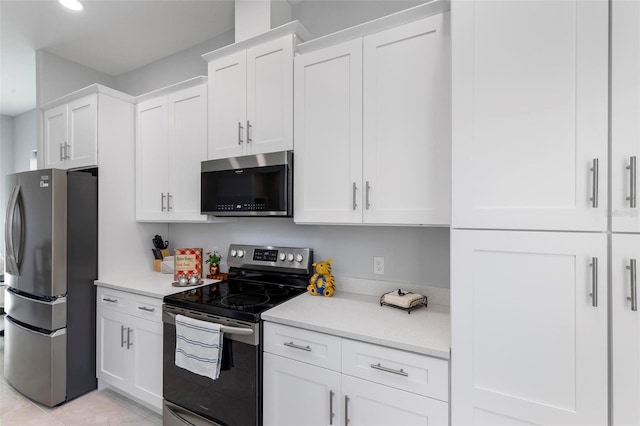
[162, 305, 261, 426]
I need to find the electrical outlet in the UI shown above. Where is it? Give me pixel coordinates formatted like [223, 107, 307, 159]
[373, 256, 385, 275]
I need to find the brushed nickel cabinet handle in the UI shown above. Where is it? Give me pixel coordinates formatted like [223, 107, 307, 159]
[161, 193, 166, 212]
[590, 257, 598, 307]
[126, 327, 133, 349]
[627, 259, 638, 311]
[627, 156, 637, 208]
[329, 390, 335, 425]
[590, 159, 599, 208]
[167, 193, 173, 211]
[138, 306, 155, 312]
[238, 122, 244, 145]
[352, 182, 357, 211]
[247, 120, 252, 144]
[370, 362, 408, 377]
[121, 325, 126, 348]
[283, 341, 311, 352]
[60, 144, 64, 161]
[64, 143, 70, 160]
[365, 181, 371, 210]
[103, 297, 118, 303]
[344, 395, 350, 425]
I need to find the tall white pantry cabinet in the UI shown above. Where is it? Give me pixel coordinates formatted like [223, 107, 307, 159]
[451, 0, 639, 425]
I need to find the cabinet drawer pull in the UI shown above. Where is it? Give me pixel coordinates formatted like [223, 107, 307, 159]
[283, 341, 311, 352]
[627, 259, 638, 312]
[167, 193, 173, 212]
[627, 156, 637, 208]
[590, 257, 598, 307]
[121, 325, 126, 348]
[64, 143, 70, 160]
[103, 297, 118, 303]
[60, 144, 64, 161]
[161, 193, 166, 211]
[329, 390, 335, 425]
[370, 362, 409, 377]
[138, 306, 155, 312]
[247, 120, 252, 144]
[590, 158, 599, 208]
[352, 182, 357, 211]
[238, 122, 244, 145]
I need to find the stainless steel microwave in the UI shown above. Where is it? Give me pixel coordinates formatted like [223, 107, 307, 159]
[201, 151, 293, 217]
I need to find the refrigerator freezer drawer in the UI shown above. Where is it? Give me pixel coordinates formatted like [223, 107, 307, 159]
[4, 316, 66, 407]
[5, 287, 66, 331]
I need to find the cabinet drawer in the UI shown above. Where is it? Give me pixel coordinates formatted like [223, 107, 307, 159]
[342, 339, 448, 401]
[97, 287, 129, 312]
[264, 322, 341, 371]
[129, 293, 162, 321]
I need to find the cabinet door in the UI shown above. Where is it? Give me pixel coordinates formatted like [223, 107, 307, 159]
[168, 84, 209, 222]
[263, 353, 342, 426]
[129, 315, 163, 410]
[208, 51, 247, 159]
[342, 375, 448, 426]
[136, 98, 170, 221]
[66, 94, 98, 169]
[293, 39, 363, 224]
[246, 35, 294, 155]
[96, 307, 129, 389]
[451, 0, 608, 231]
[612, 233, 640, 425]
[362, 14, 450, 225]
[611, 0, 640, 232]
[43, 104, 67, 169]
[451, 230, 608, 425]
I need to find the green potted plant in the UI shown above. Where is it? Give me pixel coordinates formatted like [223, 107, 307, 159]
[205, 250, 222, 275]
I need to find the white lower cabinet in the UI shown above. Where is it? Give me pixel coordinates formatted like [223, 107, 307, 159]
[612, 233, 640, 425]
[451, 230, 608, 425]
[263, 322, 448, 426]
[96, 287, 163, 412]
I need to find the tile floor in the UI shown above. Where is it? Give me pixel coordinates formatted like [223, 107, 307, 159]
[0, 335, 163, 425]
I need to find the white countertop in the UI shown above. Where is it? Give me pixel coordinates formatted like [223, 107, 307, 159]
[95, 272, 219, 298]
[262, 291, 451, 359]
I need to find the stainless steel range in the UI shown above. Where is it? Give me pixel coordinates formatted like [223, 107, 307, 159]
[162, 244, 313, 426]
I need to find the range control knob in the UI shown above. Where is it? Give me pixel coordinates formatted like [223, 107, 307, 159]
[287, 253, 294, 262]
[295, 253, 304, 263]
[230, 249, 237, 257]
[278, 252, 286, 261]
[237, 249, 245, 258]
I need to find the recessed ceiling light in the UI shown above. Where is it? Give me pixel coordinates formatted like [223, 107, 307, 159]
[58, 0, 83, 11]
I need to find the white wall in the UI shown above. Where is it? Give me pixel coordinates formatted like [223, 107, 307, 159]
[13, 109, 37, 173]
[171, 221, 450, 288]
[113, 31, 234, 96]
[0, 115, 15, 258]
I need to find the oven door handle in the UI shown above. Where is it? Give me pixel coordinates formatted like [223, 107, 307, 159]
[166, 312, 254, 336]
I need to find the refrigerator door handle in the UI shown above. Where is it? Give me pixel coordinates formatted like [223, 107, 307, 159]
[5, 185, 21, 274]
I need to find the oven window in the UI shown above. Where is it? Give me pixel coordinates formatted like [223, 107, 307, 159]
[163, 322, 261, 426]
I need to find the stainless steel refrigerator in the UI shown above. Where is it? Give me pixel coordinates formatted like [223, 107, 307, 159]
[4, 168, 98, 407]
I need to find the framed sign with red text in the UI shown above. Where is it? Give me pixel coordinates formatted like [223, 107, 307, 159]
[174, 248, 203, 280]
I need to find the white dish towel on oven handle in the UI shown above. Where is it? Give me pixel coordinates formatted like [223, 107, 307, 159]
[175, 314, 223, 380]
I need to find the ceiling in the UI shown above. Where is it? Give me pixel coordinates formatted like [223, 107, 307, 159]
[0, 0, 237, 117]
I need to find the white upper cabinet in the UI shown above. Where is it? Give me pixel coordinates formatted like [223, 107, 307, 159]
[206, 33, 297, 160]
[451, 0, 609, 231]
[295, 9, 451, 226]
[136, 79, 209, 222]
[451, 229, 608, 426]
[612, 0, 640, 232]
[43, 94, 97, 170]
[294, 39, 364, 224]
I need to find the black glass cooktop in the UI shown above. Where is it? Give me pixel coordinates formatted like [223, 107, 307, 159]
[163, 277, 307, 323]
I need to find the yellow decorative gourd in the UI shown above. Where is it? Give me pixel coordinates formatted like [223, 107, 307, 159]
[307, 259, 336, 297]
